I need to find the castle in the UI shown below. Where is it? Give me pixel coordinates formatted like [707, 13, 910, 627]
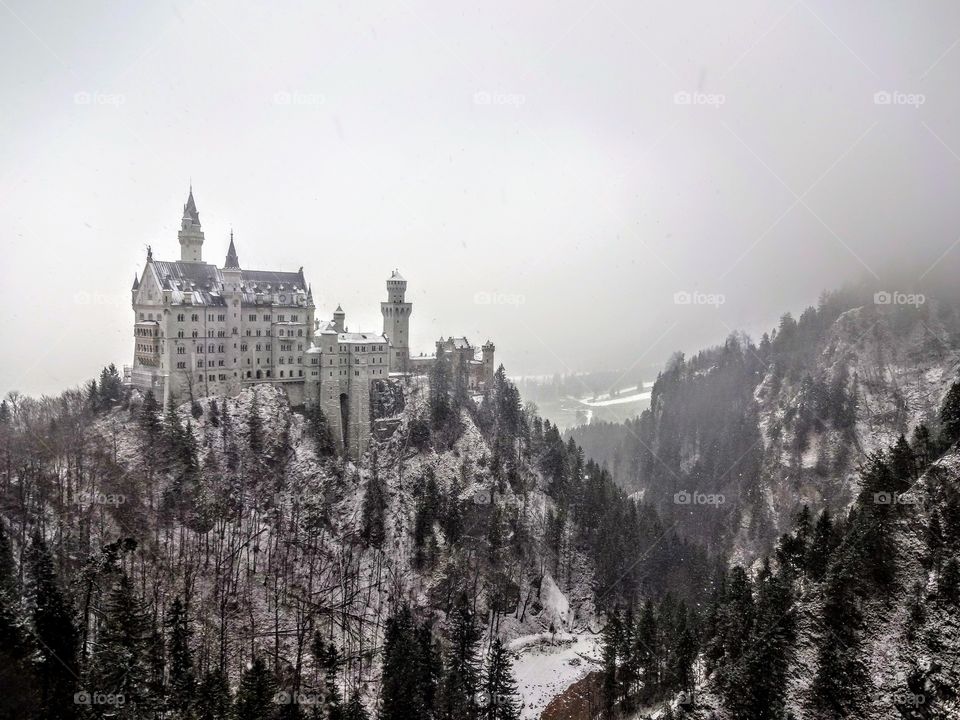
[127, 188, 495, 456]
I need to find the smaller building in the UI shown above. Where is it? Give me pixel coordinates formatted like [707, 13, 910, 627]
[435, 337, 496, 390]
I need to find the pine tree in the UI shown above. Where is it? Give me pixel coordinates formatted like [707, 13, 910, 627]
[939, 557, 960, 603]
[925, 511, 944, 573]
[343, 691, 369, 720]
[305, 403, 336, 457]
[248, 392, 264, 456]
[208, 399, 221, 427]
[441, 593, 482, 720]
[806, 508, 835, 582]
[167, 596, 196, 717]
[26, 531, 79, 720]
[482, 639, 520, 720]
[361, 456, 387, 550]
[195, 669, 231, 720]
[600, 609, 621, 718]
[89, 572, 151, 715]
[0, 523, 36, 719]
[381, 605, 423, 720]
[311, 635, 342, 718]
[234, 657, 278, 720]
[811, 559, 867, 718]
[940, 379, 960, 449]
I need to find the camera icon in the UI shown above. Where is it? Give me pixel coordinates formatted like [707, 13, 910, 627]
[273, 691, 292, 705]
[874, 291, 892, 305]
[674, 491, 691, 505]
[473, 291, 492, 305]
[74, 91, 91, 105]
[873, 91, 892, 105]
[273, 91, 292, 106]
[673, 291, 692, 305]
[74, 692, 91, 705]
[474, 91, 492, 106]
[673, 91, 692, 105]
[873, 491, 894, 505]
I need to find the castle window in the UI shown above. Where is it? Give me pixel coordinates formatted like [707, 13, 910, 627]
[256, 329, 262, 336]
[191, 314, 199, 321]
[278, 315, 285, 322]
[197, 360, 203, 368]
[177, 347, 185, 355]
[177, 331, 184, 338]
[298, 370, 303, 377]
[246, 371, 251, 378]
[246, 330, 251, 336]
[208, 330, 214, 338]
[291, 314, 298, 321]
[256, 370, 262, 379]
[280, 371, 284, 377]
[176, 361, 186, 369]
[264, 315, 272, 321]
[209, 374, 214, 381]
[207, 314, 213, 321]
[266, 370, 271, 377]
[249, 314, 256, 321]
[266, 344, 271, 351]
[241, 344, 247, 351]
[177, 313, 184, 322]
[192, 331, 198, 338]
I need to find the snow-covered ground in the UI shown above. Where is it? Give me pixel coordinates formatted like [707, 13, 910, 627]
[511, 632, 602, 720]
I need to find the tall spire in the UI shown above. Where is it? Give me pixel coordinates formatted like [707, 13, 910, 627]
[224, 229, 240, 269]
[183, 185, 200, 224]
[178, 184, 205, 262]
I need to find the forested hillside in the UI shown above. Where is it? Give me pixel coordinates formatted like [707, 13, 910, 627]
[0, 359, 714, 720]
[571, 285, 960, 560]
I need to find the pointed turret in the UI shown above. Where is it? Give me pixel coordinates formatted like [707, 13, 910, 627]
[178, 185, 205, 262]
[184, 185, 200, 224]
[224, 230, 240, 269]
[333, 304, 345, 333]
[132, 273, 140, 291]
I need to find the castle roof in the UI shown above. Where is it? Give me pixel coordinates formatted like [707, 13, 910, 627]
[149, 259, 308, 307]
[224, 233, 239, 269]
[131, 274, 140, 290]
[334, 304, 345, 314]
[338, 332, 387, 344]
[388, 269, 405, 281]
[183, 187, 200, 224]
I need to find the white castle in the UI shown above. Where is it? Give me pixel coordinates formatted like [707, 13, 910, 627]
[127, 188, 495, 455]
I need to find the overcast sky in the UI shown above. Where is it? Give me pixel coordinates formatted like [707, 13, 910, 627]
[3, 0, 960, 397]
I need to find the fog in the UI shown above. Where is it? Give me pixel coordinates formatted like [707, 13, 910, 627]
[3, 0, 960, 397]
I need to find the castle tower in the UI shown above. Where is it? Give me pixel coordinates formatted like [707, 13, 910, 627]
[223, 232, 243, 394]
[178, 186, 205, 262]
[333, 305, 345, 332]
[381, 269, 412, 372]
[482, 340, 496, 385]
